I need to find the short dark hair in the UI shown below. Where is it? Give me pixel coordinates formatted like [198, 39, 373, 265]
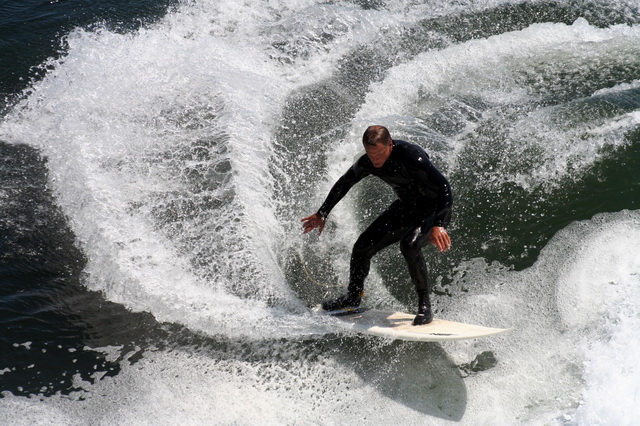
[362, 125, 391, 146]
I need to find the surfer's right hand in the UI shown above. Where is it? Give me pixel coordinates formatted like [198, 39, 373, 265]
[301, 213, 326, 235]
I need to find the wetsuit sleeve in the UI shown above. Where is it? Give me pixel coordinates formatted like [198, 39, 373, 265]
[405, 146, 453, 228]
[317, 158, 369, 219]
[425, 165, 453, 228]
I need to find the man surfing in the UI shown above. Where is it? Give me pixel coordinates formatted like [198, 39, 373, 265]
[302, 125, 453, 325]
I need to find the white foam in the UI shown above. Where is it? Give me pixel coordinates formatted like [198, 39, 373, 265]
[0, 345, 403, 425]
[1, 211, 638, 424]
[355, 20, 640, 188]
[557, 213, 640, 424]
[435, 210, 640, 422]
[1, 0, 387, 338]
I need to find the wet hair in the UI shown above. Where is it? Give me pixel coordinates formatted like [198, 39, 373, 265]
[362, 125, 391, 146]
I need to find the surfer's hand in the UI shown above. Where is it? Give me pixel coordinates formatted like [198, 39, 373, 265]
[429, 226, 451, 252]
[301, 213, 326, 235]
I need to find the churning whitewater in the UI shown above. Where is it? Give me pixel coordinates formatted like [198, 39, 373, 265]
[1, 0, 639, 424]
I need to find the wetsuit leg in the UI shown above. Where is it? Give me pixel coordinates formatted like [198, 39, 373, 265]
[348, 201, 414, 295]
[399, 215, 434, 295]
[400, 216, 436, 324]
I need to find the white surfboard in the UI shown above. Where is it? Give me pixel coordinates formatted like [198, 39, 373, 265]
[322, 308, 512, 342]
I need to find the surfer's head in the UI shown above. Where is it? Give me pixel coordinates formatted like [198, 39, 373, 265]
[363, 125, 393, 168]
[362, 125, 391, 147]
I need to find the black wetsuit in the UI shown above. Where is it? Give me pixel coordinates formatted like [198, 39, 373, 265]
[317, 139, 453, 299]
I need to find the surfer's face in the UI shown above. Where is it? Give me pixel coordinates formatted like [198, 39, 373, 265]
[364, 140, 393, 168]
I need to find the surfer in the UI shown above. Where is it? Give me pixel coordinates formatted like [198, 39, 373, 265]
[302, 125, 453, 325]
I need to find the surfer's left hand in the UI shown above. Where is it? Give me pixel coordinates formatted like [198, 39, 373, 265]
[429, 226, 451, 252]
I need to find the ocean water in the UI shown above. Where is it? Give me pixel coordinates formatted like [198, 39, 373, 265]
[1, 0, 639, 423]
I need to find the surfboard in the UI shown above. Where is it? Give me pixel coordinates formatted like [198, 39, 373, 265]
[320, 308, 512, 342]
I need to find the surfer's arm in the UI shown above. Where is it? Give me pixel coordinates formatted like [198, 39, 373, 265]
[317, 160, 367, 219]
[422, 164, 453, 251]
[301, 160, 367, 235]
[420, 165, 453, 251]
[409, 156, 453, 228]
[403, 148, 453, 251]
[428, 165, 453, 228]
[400, 143, 453, 228]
